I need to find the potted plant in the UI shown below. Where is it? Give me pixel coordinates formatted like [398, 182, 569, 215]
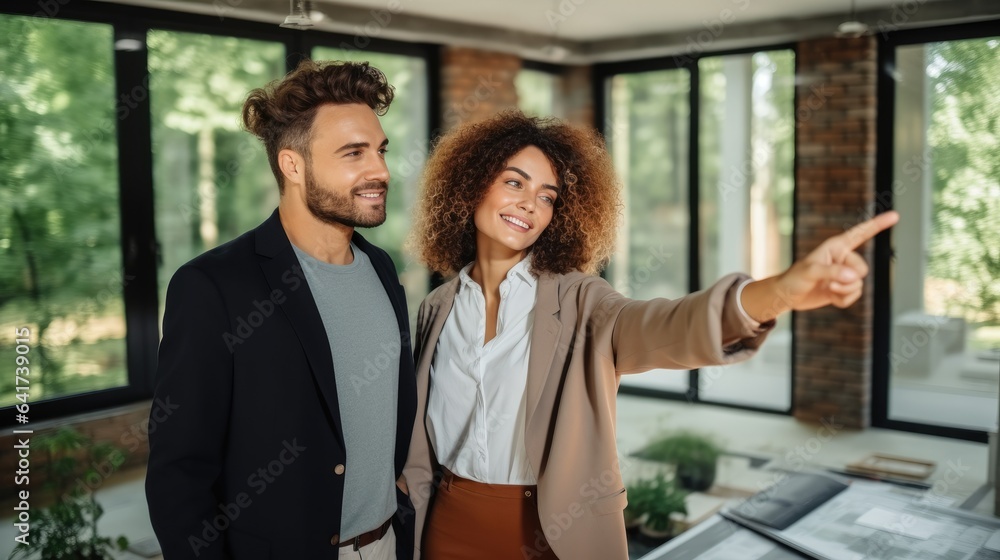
[634, 431, 723, 492]
[624, 476, 659, 529]
[9, 427, 129, 560]
[637, 474, 688, 542]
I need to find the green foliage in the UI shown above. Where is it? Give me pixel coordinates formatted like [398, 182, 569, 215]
[516, 69, 559, 118]
[607, 68, 691, 298]
[0, 15, 126, 407]
[924, 38, 1000, 327]
[635, 431, 722, 491]
[8, 428, 128, 560]
[635, 431, 722, 468]
[627, 473, 688, 533]
[147, 30, 286, 306]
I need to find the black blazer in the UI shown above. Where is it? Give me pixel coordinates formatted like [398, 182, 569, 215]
[146, 209, 417, 559]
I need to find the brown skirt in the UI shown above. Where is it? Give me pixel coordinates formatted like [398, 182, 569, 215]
[423, 469, 559, 560]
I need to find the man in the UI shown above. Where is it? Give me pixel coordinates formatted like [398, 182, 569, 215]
[146, 60, 416, 560]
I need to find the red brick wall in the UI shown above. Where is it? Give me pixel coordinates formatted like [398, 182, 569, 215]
[438, 49, 595, 133]
[794, 36, 878, 429]
[440, 47, 521, 131]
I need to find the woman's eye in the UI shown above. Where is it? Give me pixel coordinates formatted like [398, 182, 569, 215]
[506, 179, 521, 188]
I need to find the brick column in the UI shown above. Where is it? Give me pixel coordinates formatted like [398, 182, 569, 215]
[560, 65, 594, 128]
[794, 36, 878, 429]
[440, 47, 520, 131]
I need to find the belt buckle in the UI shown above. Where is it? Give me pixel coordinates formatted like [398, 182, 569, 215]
[353, 534, 362, 551]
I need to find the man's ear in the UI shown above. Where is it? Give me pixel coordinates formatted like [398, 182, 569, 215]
[278, 149, 306, 188]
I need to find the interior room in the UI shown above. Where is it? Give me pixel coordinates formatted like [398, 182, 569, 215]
[1, 0, 998, 558]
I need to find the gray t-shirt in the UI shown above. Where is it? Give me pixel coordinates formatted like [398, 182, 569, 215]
[292, 242, 399, 539]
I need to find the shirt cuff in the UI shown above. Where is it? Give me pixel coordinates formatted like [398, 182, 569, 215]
[734, 278, 761, 328]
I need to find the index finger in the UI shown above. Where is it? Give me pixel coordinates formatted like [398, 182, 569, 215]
[841, 211, 900, 250]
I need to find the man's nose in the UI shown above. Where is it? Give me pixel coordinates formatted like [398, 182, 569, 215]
[367, 155, 390, 183]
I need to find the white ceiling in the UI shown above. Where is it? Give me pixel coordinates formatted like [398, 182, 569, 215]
[317, 0, 904, 41]
[102, 0, 998, 62]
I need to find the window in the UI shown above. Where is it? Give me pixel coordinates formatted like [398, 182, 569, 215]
[0, 16, 124, 407]
[516, 67, 562, 118]
[884, 35, 999, 432]
[149, 31, 285, 323]
[605, 68, 691, 395]
[698, 50, 794, 410]
[601, 48, 795, 408]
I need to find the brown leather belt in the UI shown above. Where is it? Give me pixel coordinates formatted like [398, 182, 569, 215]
[340, 518, 392, 551]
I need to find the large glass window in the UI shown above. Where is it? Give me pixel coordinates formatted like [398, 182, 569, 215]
[148, 31, 285, 320]
[698, 50, 794, 410]
[0, 16, 125, 407]
[604, 50, 794, 406]
[606, 69, 691, 394]
[516, 67, 562, 118]
[888, 36, 1000, 431]
[314, 47, 430, 310]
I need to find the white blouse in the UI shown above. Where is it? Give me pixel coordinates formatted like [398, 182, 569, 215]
[425, 257, 538, 485]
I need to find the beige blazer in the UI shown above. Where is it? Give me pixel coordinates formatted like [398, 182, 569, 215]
[403, 271, 773, 559]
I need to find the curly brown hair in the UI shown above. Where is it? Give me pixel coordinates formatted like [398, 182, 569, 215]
[242, 59, 394, 192]
[410, 110, 622, 276]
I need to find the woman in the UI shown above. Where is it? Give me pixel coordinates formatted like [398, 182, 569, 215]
[402, 111, 897, 559]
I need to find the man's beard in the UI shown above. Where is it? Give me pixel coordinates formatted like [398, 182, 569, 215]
[304, 168, 388, 229]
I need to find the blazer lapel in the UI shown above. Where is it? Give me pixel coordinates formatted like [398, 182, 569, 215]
[417, 279, 457, 379]
[525, 273, 562, 432]
[255, 210, 346, 450]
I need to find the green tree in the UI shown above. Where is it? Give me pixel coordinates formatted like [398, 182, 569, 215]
[925, 38, 1000, 332]
[0, 16, 125, 405]
[147, 31, 285, 305]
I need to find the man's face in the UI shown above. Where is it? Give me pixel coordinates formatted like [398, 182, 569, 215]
[303, 103, 390, 228]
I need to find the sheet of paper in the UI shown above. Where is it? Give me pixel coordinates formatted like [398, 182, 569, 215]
[644, 514, 807, 560]
[855, 506, 942, 540]
[917, 493, 956, 508]
[724, 476, 1000, 560]
[984, 529, 1000, 552]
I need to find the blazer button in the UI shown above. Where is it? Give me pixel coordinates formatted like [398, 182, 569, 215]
[331, 534, 340, 545]
[334, 464, 346, 475]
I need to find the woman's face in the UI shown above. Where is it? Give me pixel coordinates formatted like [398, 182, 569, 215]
[473, 145, 560, 261]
